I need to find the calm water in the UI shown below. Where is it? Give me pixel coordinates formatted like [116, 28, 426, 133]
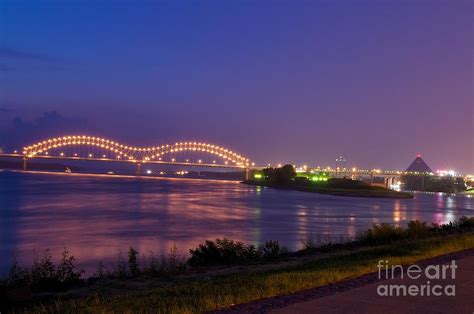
[1, 170, 473, 275]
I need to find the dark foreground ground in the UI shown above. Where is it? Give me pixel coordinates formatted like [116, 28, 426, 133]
[220, 248, 474, 314]
[2, 225, 473, 313]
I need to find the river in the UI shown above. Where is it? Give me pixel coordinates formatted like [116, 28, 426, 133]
[1, 170, 473, 275]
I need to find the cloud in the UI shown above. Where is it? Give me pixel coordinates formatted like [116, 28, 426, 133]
[0, 111, 90, 150]
[0, 107, 13, 113]
[0, 47, 61, 63]
[0, 64, 15, 72]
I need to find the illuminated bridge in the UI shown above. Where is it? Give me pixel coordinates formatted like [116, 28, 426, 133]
[0, 135, 461, 188]
[7, 135, 254, 176]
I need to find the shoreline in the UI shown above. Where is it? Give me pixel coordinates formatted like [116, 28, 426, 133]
[2, 218, 473, 312]
[0, 169, 242, 184]
[242, 180, 414, 199]
[218, 247, 474, 313]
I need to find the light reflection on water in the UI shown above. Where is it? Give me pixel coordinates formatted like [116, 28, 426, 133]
[0, 171, 473, 275]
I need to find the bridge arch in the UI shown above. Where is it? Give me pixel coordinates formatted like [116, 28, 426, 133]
[22, 135, 251, 167]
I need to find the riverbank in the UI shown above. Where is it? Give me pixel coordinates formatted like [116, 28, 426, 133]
[224, 248, 474, 313]
[2, 218, 473, 313]
[243, 179, 414, 199]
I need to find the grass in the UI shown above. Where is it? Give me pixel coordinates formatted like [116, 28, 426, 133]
[12, 230, 474, 313]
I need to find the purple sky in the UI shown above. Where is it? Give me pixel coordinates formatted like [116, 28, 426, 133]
[0, 1, 472, 173]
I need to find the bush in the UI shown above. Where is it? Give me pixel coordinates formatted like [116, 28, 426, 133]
[95, 261, 106, 279]
[30, 249, 57, 290]
[406, 220, 430, 238]
[6, 248, 83, 291]
[161, 246, 186, 274]
[301, 235, 341, 251]
[56, 248, 83, 284]
[458, 216, 474, 229]
[262, 165, 296, 185]
[7, 256, 29, 288]
[188, 239, 251, 266]
[128, 247, 139, 276]
[260, 240, 281, 260]
[358, 223, 403, 244]
[188, 238, 285, 266]
[115, 250, 127, 278]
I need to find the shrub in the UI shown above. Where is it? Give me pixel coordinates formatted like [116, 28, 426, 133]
[358, 223, 403, 244]
[164, 245, 185, 274]
[7, 256, 29, 288]
[189, 238, 265, 267]
[144, 251, 159, 275]
[128, 247, 139, 276]
[260, 240, 281, 260]
[188, 239, 287, 266]
[133, 247, 186, 276]
[30, 249, 57, 289]
[406, 220, 430, 238]
[6, 249, 82, 291]
[188, 239, 245, 266]
[95, 261, 106, 279]
[301, 235, 335, 250]
[262, 164, 296, 185]
[115, 250, 127, 278]
[56, 248, 83, 284]
[458, 216, 474, 229]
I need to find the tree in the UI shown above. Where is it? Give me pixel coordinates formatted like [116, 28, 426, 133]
[277, 164, 296, 184]
[262, 164, 296, 185]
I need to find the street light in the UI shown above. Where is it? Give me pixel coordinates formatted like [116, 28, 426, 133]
[336, 156, 346, 177]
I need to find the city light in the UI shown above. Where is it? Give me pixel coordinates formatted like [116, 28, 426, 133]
[20, 136, 252, 167]
[437, 169, 456, 177]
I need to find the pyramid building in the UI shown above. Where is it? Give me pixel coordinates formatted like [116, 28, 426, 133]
[405, 155, 433, 174]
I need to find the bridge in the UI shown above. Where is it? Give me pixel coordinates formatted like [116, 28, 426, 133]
[1, 135, 254, 177]
[0, 134, 463, 189]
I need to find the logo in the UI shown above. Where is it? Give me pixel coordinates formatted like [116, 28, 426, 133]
[376, 260, 457, 297]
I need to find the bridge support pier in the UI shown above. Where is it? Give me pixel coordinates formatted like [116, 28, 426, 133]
[136, 163, 141, 176]
[22, 156, 28, 171]
[245, 168, 249, 181]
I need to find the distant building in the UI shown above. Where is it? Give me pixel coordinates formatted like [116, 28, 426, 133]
[405, 155, 433, 174]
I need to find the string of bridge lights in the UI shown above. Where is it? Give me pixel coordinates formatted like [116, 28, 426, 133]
[22, 135, 253, 167]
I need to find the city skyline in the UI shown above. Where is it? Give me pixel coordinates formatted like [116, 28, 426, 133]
[0, 1, 472, 173]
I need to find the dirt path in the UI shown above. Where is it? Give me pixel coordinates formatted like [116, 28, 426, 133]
[218, 248, 474, 313]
